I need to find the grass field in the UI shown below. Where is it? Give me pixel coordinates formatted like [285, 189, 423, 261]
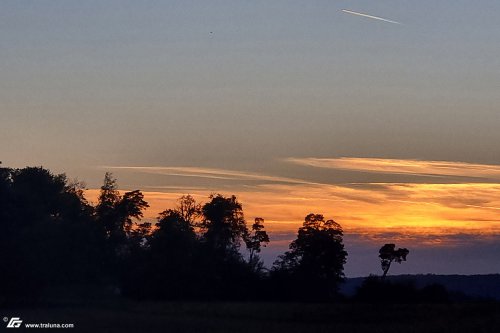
[3, 301, 500, 332]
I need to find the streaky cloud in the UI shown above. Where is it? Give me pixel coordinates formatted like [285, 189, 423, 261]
[286, 157, 500, 181]
[100, 165, 321, 186]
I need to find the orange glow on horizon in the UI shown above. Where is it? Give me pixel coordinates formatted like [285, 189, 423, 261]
[85, 182, 500, 247]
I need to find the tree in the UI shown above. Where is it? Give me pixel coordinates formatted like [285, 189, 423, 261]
[200, 194, 248, 252]
[155, 209, 197, 245]
[197, 194, 265, 299]
[118, 190, 150, 236]
[176, 195, 201, 227]
[272, 213, 347, 299]
[95, 173, 149, 245]
[379, 244, 409, 278]
[245, 217, 270, 269]
[95, 172, 121, 237]
[124, 208, 199, 299]
[0, 166, 106, 302]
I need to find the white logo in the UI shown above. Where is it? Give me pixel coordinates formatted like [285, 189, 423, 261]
[6, 317, 23, 328]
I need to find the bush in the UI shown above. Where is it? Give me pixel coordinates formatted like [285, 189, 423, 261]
[354, 275, 450, 303]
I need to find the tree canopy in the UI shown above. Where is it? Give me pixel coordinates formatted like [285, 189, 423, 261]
[272, 214, 348, 299]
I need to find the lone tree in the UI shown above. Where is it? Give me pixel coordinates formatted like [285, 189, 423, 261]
[379, 244, 409, 278]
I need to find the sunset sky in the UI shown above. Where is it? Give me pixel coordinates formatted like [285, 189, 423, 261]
[2, 1, 500, 277]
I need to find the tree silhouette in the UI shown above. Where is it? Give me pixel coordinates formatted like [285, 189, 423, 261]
[272, 213, 347, 299]
[154, 208, 197, 247]
[119, 190, 150, 236]
[196, 194, 265, 299]
[176, 194, 201, 227]
[122, 193, 270, 300]
[200, 194, 248, 252]
[95, 172, 121, 237]
[245, 217, 270, 271]
[95, 172, 149, 246]
[0, 164, 361, 303]
[379, 243, 409, 278]
[0, 166, 106, 303]
[128, 208, 199, 299]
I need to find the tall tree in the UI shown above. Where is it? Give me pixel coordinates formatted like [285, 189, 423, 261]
[201, 194, 248, 252]
[95, 172, 149, 245]
[95, 172, 121, 237]
[245, 217, 270, 269]
[196, 194, 261, 299]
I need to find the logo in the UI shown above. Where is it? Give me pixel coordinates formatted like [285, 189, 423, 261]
[6, 317, 23, 328]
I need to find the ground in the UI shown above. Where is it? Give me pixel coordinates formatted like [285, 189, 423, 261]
[2, 301, 500, 332]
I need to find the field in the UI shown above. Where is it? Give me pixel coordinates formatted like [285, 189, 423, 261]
[3, 301, 500, 332]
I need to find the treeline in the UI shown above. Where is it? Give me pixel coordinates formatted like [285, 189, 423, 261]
[0, 166, 348, 304]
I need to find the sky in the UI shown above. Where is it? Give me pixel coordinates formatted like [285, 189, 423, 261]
[2, 1, 500, 277]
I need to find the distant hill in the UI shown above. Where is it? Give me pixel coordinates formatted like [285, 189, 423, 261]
[341, 274, 500, 300]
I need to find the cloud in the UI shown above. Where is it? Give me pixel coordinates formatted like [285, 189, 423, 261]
[91, 161, 500, 258]
[286, 157, 500, 181]
[101, 165, 319, 186]
[86, 181, 500, 233]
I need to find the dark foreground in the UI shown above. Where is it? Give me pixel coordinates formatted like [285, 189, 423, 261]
[2, 301, 500, 333]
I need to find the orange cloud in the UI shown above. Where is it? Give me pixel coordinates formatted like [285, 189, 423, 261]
[286, 157, 500, 180]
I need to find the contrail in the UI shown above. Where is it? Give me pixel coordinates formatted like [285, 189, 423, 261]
[341, 9, 402, 25]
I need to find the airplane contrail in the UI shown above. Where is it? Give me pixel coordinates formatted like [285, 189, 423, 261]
[341, 9, 402, 25]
